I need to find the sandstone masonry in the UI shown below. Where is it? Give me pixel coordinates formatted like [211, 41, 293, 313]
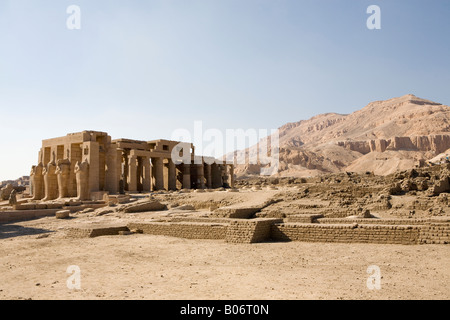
[30, 131, 234, 201]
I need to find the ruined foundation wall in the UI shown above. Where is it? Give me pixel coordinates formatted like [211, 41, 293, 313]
[66, 226, 129, 238]
[225, 219, 282, 243]
[317, 218, 441, 225]
[0, 209, 61, 223]
[128, 222, 228, 240]
[271, 223, 421, 245]
[419, 223, 450, 244]
[169, 217, 235, 224]
[212, 207, 262, 219]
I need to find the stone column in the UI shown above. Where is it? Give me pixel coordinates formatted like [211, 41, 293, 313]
[128, 154, 137, 192]
[142, 157, 151, 192]
[168, 160, 177, 191]
[31, 163, 45, 200]
[116, 149, 123, 193]
[122, 150, 129, 191]
[205, 164, 212, 189]
[83, 141, 100, 194]
[163, 160, 169, 190]
[211, 163, 222, 188]
[221, 165, 229, 188]
[105, 146, 120, 194]
[152, 157, 164, 190]
[196, 163, 205, 189]
[43, 162, 58, 201]
[137, 157, 143, 192]
[183, 163, 191, 189]
[229, 164, 235, 188]
[75, 160, 90, 200]
[175, 165, 183, 190]
[56, 159, 71, 199]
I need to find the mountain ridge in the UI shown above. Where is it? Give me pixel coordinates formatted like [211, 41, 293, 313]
[234, 94, 450, 177]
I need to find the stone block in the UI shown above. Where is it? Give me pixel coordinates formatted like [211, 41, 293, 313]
[56, 210, 70, 219]
[122, 200, 167, 213]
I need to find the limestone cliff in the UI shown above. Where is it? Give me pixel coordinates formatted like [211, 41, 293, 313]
[337, 135, 450, 155]
[234, 94, 450, 177]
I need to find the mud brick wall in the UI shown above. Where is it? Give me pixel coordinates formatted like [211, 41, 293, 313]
[128, 222, 228, 240]
[169, 217, 232, 224]
[419, 223, 450, 244]
[0, 209, 61, 223]
[66, 225, 129, 238]
[317, 218, 434, 225]
[226, 219, 282, 243]
[213, 207, 261, 219]
[271, 223, 421, 245]
[287, 214, 324, 223]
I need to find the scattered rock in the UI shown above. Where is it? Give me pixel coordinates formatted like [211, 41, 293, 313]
[122, 200, 167, 213]
[0, 184, 14, 201]
[175, 205, 196, 211]
[55, 210, 70, 219]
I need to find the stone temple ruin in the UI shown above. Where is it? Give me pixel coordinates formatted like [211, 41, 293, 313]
[1, 130, 449, 246]
[29, 131, 235, 201]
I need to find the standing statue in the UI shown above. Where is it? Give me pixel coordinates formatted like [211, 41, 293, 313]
[1, 184, 14, 201]
[42, 161, 58, 201]
[75, 160, 90, 201]
[56, 159, 71, 199]
[30, 163, 45, 200]
[9, 189, 17, 207]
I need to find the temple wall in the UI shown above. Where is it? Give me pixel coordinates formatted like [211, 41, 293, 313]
[31, 131, 231, 200]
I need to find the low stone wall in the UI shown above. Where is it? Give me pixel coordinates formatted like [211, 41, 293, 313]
[0, 209, 61, 223]
[271, 223, 421, 245]
[128, 222, 228, 240]
[63, 219, 448, 244]
[317, 218, 441, 225]
[169, 217, 232, 224]
[287, 214, 324, 223]
[419, 223, 450, 244]
[65, 218, 450, 245]
[212, 207, 261, 219]
[226, 219, 282, 244]
[66, 225, 129, 238]
[64, 204, 107, 213]
[14, 203, 64, 210]
[0, 203, 108, 223]
[254, 210, 286, 219]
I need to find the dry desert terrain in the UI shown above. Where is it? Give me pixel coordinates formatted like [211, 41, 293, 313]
[1, 187, 449, 300]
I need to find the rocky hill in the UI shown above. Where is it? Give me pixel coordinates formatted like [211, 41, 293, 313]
[234, 94, 450, 177]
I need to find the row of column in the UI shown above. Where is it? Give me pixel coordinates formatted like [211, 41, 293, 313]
[123, 155, 235, 192]
[124, 155, 171, 192]
[180, 162, 235, 190]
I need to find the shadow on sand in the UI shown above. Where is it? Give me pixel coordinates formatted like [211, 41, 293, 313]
[0, 224, 53, 240]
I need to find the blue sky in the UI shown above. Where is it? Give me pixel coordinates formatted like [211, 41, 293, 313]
[1, 0, 449, 180]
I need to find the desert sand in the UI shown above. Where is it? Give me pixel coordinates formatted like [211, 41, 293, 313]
[1, 188, 449, 300]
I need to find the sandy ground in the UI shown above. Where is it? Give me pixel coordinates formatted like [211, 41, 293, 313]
[0, 217, 449, 300]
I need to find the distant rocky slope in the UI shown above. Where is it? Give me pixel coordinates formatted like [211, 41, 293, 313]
[235, 94, 450, 177]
